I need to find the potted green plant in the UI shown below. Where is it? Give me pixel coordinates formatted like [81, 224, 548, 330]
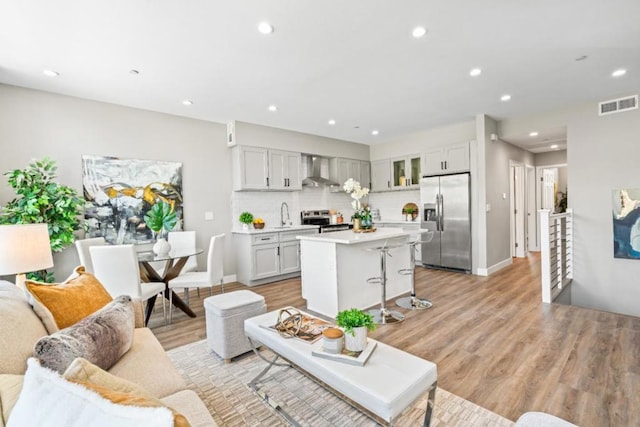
[336, 308, 376, 352]
[144, 201, 177, 254]
[0, 157, 84, 282]
[239, 211, 254, 230]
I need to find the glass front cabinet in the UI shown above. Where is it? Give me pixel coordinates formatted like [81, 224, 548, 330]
[390, 154, 421, 189]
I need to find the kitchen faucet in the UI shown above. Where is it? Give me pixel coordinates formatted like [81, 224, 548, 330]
[280, 202, 291, 227]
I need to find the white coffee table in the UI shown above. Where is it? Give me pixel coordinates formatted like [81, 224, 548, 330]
[244, 310, 438, 426]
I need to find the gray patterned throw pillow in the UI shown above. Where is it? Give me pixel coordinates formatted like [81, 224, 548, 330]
[34, 295, 135, 374]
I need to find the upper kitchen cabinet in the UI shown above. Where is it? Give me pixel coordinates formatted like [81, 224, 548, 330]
[390, 154, 421, 189]
[232, 146, 301, 191]
[268, 149, 302, 190]
[423, 142, 469, 175]
[329, 158, 370, 188]
[371, 159, 391, 192]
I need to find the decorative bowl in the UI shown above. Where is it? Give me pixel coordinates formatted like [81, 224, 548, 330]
[253, 222, 265, 229]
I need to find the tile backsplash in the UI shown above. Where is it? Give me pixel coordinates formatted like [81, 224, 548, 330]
[231, 187, 421, 229]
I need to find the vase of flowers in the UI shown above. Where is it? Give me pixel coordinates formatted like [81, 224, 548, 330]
[343, 178, 372, 231]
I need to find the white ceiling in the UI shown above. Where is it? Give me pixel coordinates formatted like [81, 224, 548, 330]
[1, 1, 639, 152]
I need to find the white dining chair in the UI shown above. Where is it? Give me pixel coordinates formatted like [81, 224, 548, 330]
[167, 233, 225, 323]
[74, 237, 106, 274]
[90, 244, 166, 325]
[168, 231, 198, 273]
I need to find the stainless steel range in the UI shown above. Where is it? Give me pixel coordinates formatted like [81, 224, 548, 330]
[300, 210, 352, 233]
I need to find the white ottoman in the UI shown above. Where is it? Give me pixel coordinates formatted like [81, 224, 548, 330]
[204, 290, 266, 362]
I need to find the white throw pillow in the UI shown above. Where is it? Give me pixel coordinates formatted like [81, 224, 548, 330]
[7, 358, 173, 427]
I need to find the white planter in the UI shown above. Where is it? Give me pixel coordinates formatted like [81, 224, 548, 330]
[344, 326, 368, 352]
[153, 237, 171, 255]
[242, 223, 249, 230]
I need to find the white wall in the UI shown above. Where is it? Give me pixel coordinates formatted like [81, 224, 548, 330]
[535, 149, 567, 166]
[369, 120, 475, 160]
[567, 98, 640, 317]
[0, 84, 231, 281]
[235, 121, 370, 159]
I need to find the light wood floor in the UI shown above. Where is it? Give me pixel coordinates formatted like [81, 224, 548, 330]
[149, 253, 640, 426]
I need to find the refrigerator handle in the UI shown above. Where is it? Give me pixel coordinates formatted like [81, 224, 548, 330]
[440, 194, 444, 231]
[435, 194, 441, 231]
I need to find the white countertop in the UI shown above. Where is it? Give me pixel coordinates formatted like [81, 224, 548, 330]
[231, 224, 320, 235]
[297, 227, 411, 244]
[375, 219, 422, 224]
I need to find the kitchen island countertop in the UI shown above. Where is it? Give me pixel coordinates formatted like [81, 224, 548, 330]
[231, 225, 319, 235]
[297, 227, 411, 244]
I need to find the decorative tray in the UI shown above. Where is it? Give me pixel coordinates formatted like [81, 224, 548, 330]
[311, 340, 377, 366]
[353, 227, 377, 233]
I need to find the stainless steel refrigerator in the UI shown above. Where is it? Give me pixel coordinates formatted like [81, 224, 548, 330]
[420, 172, 471, 271]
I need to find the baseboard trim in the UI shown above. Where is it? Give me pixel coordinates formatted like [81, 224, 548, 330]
[476, 258, 512, 276]
[224, 274, 237, 284]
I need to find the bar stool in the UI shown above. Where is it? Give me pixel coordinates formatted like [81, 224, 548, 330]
[396, 231, 435, 310]
[366, 242, 406, 324]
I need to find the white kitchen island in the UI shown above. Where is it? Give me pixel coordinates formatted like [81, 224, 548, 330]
[298, 228, 412, 318]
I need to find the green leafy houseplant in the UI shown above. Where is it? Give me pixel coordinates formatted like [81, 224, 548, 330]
[239, 211, 254, 225]
[143, 201, 177, 237]
[1, 158, 84, 281]
[335, 308, 376, 336]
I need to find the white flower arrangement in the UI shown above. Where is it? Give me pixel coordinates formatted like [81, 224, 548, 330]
[343, 178, 371, 222]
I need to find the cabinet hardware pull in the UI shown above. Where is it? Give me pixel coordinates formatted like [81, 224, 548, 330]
[261, 237, 270, 240]
[266, 177, 269, 187]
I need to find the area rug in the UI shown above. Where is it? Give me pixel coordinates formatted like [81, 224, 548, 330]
[167, 340, 514, 426]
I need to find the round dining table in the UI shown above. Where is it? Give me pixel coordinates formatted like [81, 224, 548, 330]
[137, 247, 203, 325]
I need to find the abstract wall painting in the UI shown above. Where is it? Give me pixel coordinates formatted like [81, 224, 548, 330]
[82, 155, 183, 244]
[612, 188, 640, 259]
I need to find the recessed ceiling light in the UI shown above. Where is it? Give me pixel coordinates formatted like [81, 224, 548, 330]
[268, 105, 277, 112]
[182, 100, 193, 106]
[469, 68, 482, 77]
[412, 26, 427, 38]
[612, 69, 627, 77]
[371, 130, 379, 136]
[257, 22, 274, 35]
[328, 119, 336, 125]
[550, 144, 559, 149]
[500, 94, 511, 102]
[42, 69, 59, 77]
[529, 131, 539, 137]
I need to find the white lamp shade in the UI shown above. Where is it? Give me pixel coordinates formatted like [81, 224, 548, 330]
[0, 224, 54, 275]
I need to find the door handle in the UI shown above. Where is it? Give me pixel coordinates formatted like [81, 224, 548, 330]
[435, 195, 440, 231]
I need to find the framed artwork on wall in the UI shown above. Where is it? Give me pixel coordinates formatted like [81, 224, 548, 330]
[82, 155, 183, 244]
[612, 188, 640, 259]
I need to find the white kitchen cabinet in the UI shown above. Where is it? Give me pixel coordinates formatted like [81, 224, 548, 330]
[371, 159, 391, 192]
[423, 142, 469, 175]
[268, 150, 302, 190]
[232, 146, 301, 191]
[390, 154, 421, 189]
[329, 158, 369, 188]
[234, 228, 319, 286]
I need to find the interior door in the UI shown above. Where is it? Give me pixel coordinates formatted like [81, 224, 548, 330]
[439, 173, 471, 270]
[526, 166, 537, 251]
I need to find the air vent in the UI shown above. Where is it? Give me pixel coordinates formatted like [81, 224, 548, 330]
[599, 95, 638, 116]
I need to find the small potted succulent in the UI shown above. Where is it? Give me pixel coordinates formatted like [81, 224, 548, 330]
[336, 308, 376, 352]
[239, 211, 254, 230]
[144, 201, 177, 255]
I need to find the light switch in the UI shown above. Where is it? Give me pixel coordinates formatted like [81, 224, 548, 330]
[204, 211, 214, 221]
[486, 204, 491, 212]
[502, 193, 507, 200]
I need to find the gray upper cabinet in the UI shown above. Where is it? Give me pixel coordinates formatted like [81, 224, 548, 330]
[232, 146, 301, 191]
[423, 142, 470, 175]
[329, 158, 369, 189]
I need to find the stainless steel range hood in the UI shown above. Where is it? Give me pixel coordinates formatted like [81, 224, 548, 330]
[301, 155, 340, 187]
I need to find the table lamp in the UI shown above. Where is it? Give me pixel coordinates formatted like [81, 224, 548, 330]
[0, 223, 54, 288]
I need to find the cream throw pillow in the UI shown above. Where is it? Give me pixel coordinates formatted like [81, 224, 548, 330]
[63, 358, 190, 427]
[25, 266, 113, 333]
[7, 358, 173, 427]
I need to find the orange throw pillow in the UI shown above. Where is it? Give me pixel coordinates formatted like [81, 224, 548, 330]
[26, 266, 113, 333]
